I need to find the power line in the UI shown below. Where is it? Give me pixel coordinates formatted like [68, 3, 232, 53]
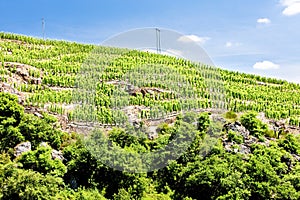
[156, 28, 161, 54]
[42, 18, 45, 40]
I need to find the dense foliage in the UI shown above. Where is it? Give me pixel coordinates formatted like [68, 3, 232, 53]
[1, 92, 300, 199]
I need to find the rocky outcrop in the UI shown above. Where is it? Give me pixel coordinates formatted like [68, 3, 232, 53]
[223, 121, 258, 154]
[222, 120, 300, 159]
[292, 154, 300, 162]
[14, 142, 31, 157]
[39, 142, 49, 148]
[223, 121, 250, 139]
[51, 149, 64, 161]
[4, 62, 42, 85]
[212, 115, 227, 124]
[130, 87, 171, 97]
[0, 82, 25, 104]
[148, 131, 159, 140]
[40, 142, 64, 161]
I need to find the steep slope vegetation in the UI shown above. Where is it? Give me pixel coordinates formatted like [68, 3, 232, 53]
[0, 33, 300, 199]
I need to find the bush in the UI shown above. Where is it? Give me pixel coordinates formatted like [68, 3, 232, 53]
[0, 93, 65, 151]
[228, 131, 244, 144]
[0, 164, 66, 199]
[240, 112, 268, 138]
[278, 134, 300, 154]
[18, 114, 65, 149]
[156, 123, 170, 135]
[0, 93, 25, 151]
[183, 112, 197, 124]
[225, 111, 237, 120]
[265, 129, 276, 138]
[0, 92, 24, 126]
[197, 112, 210, 132]
[17, 146, 67, 177]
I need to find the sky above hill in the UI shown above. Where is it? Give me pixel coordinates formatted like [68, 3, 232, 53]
[1, 0, 300, 82]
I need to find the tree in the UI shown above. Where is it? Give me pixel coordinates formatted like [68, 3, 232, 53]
[197, 112, 210, 132]
[17, 146, 67, 177]
[18, 114, 64, 149]
[0, 153, 66, 200]
[240, 112, 268, 138]
[0, 152, 105, 200]
[0, 92, 24, 126]
[0, 93, 25, 151]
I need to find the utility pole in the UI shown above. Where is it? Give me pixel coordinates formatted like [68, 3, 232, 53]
[156, 28, 161, 54]
[42, 18, 45, 40]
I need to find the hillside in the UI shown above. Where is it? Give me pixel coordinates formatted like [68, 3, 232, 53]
[0, 33, 300, 199]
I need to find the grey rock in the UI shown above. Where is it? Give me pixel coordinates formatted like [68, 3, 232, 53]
[292, 154, 300, 162]
[235, 121, 242, 126]
[52, 149, 64, 161]
[233, 148, 239, 153]
[14, 142, 31, 157]
[224, 144, 232, 153]
[240, 145, 251, 154]
[245, 137, 258, 146]
[212, 115, 227, 124]
[39, 142, 49, 148]
[34, 112, 43, 118]
[148, 131, 158, 140]
[132, 120, 141, 129]
[224, 122, 250, 140]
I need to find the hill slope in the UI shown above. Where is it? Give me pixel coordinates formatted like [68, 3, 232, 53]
[0, 33, 300, 199]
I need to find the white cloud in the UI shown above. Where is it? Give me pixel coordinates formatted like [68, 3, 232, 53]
[225, 42, 233, 47]
[225, 41, 242, 48]
[281, 0, 300, 16]
[253, 61, 280, 70]
[257, 18, 271, 24]
[178, 35, 210, 44]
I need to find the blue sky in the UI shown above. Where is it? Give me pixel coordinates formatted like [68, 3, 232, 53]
[1, 0, 300, 82]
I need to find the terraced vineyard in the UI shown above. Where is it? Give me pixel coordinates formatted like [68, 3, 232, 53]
[1, 33, 300, 199]
[1, 33, 300, 126]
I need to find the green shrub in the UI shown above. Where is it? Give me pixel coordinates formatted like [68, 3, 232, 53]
[0, 92, 24, 126]
[240, 112, 268, 138]
[156, 123, 170, 135]
[265, 129, 276, 138]
[17, 146, 67, 177]
[183, 112, 197, 123]
[18, 114, 64, 149]
[225, 111, 237, 120]
[197, 112, 210, 132]
[278, 134, 300, 154]
[228, 131, 244, 144]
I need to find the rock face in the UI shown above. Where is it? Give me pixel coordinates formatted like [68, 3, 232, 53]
[39, 142, 49, 148]
[0, 83, 25, 104]
[223, 121, 250, 140]
[51, 149, 64, 161]
[223, 121, 257, 154]
[222, 121, 293, 155]
[212, 115, 227, 124]
[240, 144, 251, 154]
[39, 142, 64, 161]
[292, 154, 300, 162]
[34, 112, 44, 118]
[148, 131, 159, 140]
[5, 62, 42, 85]
[14, 142, 31, 157]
